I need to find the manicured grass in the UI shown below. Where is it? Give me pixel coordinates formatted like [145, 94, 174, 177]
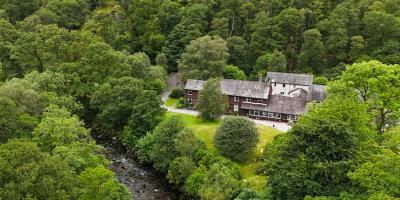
[165, 112, 282, 191]
[164, 98, 178, 107]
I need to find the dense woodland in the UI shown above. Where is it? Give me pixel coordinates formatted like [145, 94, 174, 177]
[0, 0, 399, 199]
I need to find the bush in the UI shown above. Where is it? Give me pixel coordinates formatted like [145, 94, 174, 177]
[169, 87, 184, 99]
[313, 76, 329, 85]
[176, 97, 189, 108]
[167, 156, 196, 185]
[214, 116, 259, 161]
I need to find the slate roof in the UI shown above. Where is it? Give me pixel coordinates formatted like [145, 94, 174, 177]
[241, 95, 307, 115]
[184, 79, 270, 99]
[265, 95, 308, 115]
[266, 72, 313, 86]
[184, 79, 205, 91]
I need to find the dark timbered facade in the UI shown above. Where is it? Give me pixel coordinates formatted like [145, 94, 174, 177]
[184, 72, 326, 122]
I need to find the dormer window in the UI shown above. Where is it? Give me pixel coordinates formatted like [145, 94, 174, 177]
[188, 90, 192, 95]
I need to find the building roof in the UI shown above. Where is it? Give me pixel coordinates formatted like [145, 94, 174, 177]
[266, 72, 313, 86]
[241, 102, 269, 111]
[241, 95, 307, 115]
[184, 79, 205, 91]
[184, 79, 270, 99]
[264, 95, 308, 115]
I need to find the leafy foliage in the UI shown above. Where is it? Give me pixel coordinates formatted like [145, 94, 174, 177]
[214, 116, 259, 162]
[196, 78, 228, 120]
[179, 35, 229, 81]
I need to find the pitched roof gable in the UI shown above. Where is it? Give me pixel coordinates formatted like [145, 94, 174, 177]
[184, 79, 269, 99]
[266, 72, 313, 86]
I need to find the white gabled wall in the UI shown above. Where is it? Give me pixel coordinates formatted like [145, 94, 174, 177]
[270, 82, 309, 97]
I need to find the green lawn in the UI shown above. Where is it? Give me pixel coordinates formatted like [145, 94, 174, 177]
[164, 98, 178, 107]
[165, 112, 282, 191]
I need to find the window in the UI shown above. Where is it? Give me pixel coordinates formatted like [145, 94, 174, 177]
[291, 115, 297, 121]
[262, 111, 268, 116]
[233, 104, 239, 112]
[280, 92, 285, 95]
[268, 112, 273, 118]
[253, 110, 260, 116]
[246, 97, 252, 102]
[274, 83, 277, 86]
[277, 113, 281, 119]
[234, 96, 239, 102]
[188, 98, 192, 104]
[188, 90, 192, 95]
[257, 99, 263, 103]
[283, 83, 286, 87]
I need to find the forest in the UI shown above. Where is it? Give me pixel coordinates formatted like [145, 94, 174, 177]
[0, 0, 399, 199]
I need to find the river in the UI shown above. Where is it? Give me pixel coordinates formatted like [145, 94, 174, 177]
[101, 144, 179, 200]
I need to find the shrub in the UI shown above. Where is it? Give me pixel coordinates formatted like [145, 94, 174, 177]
[169, 87, 184, 99]
[313, 76, 329, 85]
[214, 116, 259, 161]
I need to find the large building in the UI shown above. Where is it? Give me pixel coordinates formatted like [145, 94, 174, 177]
[183, 72, 327, 122]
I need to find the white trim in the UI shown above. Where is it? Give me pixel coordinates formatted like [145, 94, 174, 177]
[233, 104, 239, 112]
[246, 97, 252, 103]
[234, 96, 239, 102]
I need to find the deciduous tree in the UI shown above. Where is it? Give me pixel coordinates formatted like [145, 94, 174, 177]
[214, 116, 259, 161]
[196, 78, 228, 120]
[179, 35, 229, 81]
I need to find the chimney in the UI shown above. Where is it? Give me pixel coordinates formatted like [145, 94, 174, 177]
[258, 74, 263, 82]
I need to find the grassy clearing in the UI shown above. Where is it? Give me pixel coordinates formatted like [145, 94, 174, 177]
[164, 98, 178, 107]
[165, 112, 282, 191]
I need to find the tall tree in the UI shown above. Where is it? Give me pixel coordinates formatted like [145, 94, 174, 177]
[329, 61, 400, 134]
[299, 29, 326, 73]
[264, 95, 375, 199]
[226, 36, 250, 74]
[269, 49, 287, 72]
[196, 78, 228, 120]
[179, 35, 229, 81]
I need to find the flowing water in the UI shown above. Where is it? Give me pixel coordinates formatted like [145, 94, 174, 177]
[103, 146, 178, 200]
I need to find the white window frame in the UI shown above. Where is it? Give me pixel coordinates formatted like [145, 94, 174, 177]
[233, 104, 239, 112]
[188, 97, 192, 104]
[276, 113, 281, 119]
[188, 90, 193, 95]
[262, 111, 268, 116]
[246, 97, 252, 103]
[234, 96, 239, 102]
[268, 112, 273, 118]
[280, 92, 285, 95]
[253, 110, 260, 116]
